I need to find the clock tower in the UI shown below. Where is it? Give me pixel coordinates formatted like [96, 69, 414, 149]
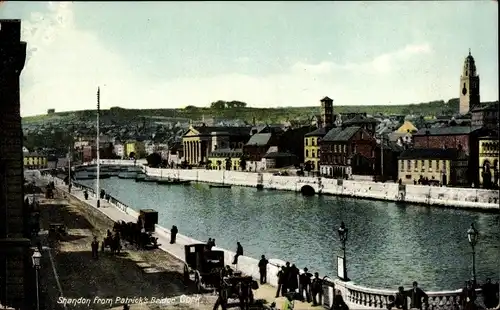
[459, 49, 480, 115]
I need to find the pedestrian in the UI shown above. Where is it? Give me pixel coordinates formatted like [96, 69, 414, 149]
[91, 236, 99, 259]
[311, 272, 323, 306]
[299, 267, 312, 302]
[461, 280, 476, 309]
[84, 190, 89, 200]
[408, 281, 428, 310]
[123, 304, 130, 310]
[170, 225, 178, 244]
[276, 266, 286, 298]
[482, 278, 499, 309]
[232, 242, 243, 265]
[395, 286, 408, 310]
[282, 262, 290, 294]
[258, 255, 268, 284]
[288, 264, 299, 293]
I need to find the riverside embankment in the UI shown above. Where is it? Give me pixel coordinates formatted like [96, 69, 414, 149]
[89, 159, 499, 211]
[37, 172, 495, 310]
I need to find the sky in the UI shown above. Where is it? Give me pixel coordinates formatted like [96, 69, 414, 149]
[0, 1, 498, 117]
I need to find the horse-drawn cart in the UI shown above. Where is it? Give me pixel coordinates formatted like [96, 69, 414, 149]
[183, 243, 225, 292]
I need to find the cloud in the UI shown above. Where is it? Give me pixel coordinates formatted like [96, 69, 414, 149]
[19, 3, 437, 117]
[291, 43, 432, 75]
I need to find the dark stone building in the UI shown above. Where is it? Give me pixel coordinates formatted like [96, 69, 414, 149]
[319, 126, 377, 178]
[471, 102, 499, 131]
[412, 126, 494, 186]
[0, 19, 33, 309]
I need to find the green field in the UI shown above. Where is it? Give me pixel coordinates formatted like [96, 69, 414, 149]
[21, 98, 497, 125]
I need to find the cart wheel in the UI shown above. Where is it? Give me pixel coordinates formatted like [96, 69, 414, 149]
[195, 271, 201, 293]
[183, 264, 190, 285]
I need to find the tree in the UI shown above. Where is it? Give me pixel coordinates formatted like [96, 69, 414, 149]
[146, 153, 162, 168]
[205, 160, 212, 169]
[210, 101, 226, 109]
[225, 157, 232, 170]
[239, 156, 247, 171]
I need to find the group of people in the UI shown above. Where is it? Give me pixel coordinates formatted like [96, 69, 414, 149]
[256, 257, 324, 308]
[90, 228, 122, 259]
[385, 279, 500, 310]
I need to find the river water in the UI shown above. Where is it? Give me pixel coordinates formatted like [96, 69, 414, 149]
[80, 178, 499, 291]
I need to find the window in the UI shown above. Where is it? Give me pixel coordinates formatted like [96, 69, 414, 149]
[442, 160, 446, 170]
[421, 160, 425, 168]
[306, 150, 309, 158]
[343, 145, 347, 153]
[312, 139, 316, 146]
[400, 160, 404, 171]
[406, 160, 411, 170]
[436, 160, 440, 171]
[305, 139, 308, 146]
[312, 151, 316, 158]
[334, 145, 338, 153]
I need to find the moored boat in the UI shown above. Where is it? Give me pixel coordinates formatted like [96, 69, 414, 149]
[156, 178, 190, 185]
[118, 172, 138, 179]
[209, 184, 232, 188]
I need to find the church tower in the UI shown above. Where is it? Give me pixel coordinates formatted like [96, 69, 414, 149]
[320, 96, 334, 129]
[459, 49, 480, 115]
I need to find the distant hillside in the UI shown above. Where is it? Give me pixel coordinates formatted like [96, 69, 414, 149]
[21, 98, 498, 125]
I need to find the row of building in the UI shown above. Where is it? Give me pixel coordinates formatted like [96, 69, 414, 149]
[24, 51, 499, 189]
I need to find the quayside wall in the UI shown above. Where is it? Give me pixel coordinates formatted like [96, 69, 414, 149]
[89, 159, 499, 211]
[37, 172, 492, 310]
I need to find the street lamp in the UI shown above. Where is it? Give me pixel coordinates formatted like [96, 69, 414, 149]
[32, 249, 42, 310]
[337, 221, 349, 281]
[467, 223, 478, 287]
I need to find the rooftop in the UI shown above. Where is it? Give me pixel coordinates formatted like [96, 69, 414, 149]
[245, 133, 273, 146]
[323, 126, 362, 142]
[304, 127, 329, 137]
[413, 126, 482, 136]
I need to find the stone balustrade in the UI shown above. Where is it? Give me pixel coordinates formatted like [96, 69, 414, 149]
[333, 280, 493, 310]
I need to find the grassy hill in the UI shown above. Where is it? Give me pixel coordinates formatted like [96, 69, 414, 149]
[21, 98, 498, 125]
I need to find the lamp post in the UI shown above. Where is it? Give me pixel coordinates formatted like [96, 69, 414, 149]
[337, 221, 349, 281]
[467, 223, 478, 287]
[32, 249, 42, 310]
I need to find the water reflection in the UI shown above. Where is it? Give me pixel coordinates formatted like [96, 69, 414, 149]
[81, 179, 499, 290]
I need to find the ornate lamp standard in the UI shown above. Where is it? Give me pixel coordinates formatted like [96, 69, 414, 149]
[467, 223, 478, 287]
[32, 249, 42, 310]
[337, 221, 349, 281]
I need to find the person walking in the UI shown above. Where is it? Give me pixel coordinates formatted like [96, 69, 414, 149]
[170, 225, 178, 244]
[91, 236, 99, 259]
[311, 272, 323, 306]
[482, 278, 499, 309]
[232, 242, 243, 264]
[408, 281, 428, 310]
[258, 255, 269, 284]
[299, 267, 312, 302]
[276, 266, 286, 298]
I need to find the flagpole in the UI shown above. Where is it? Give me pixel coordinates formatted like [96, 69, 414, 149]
[96, 87, 100, 208]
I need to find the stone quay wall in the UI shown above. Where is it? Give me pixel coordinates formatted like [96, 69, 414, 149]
[142, 166, 499, 211]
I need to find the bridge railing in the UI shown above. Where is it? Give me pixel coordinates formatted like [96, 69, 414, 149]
[333, 280, 492, 310]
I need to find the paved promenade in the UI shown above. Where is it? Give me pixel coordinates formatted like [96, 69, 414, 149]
[53, 180, 323, 309]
